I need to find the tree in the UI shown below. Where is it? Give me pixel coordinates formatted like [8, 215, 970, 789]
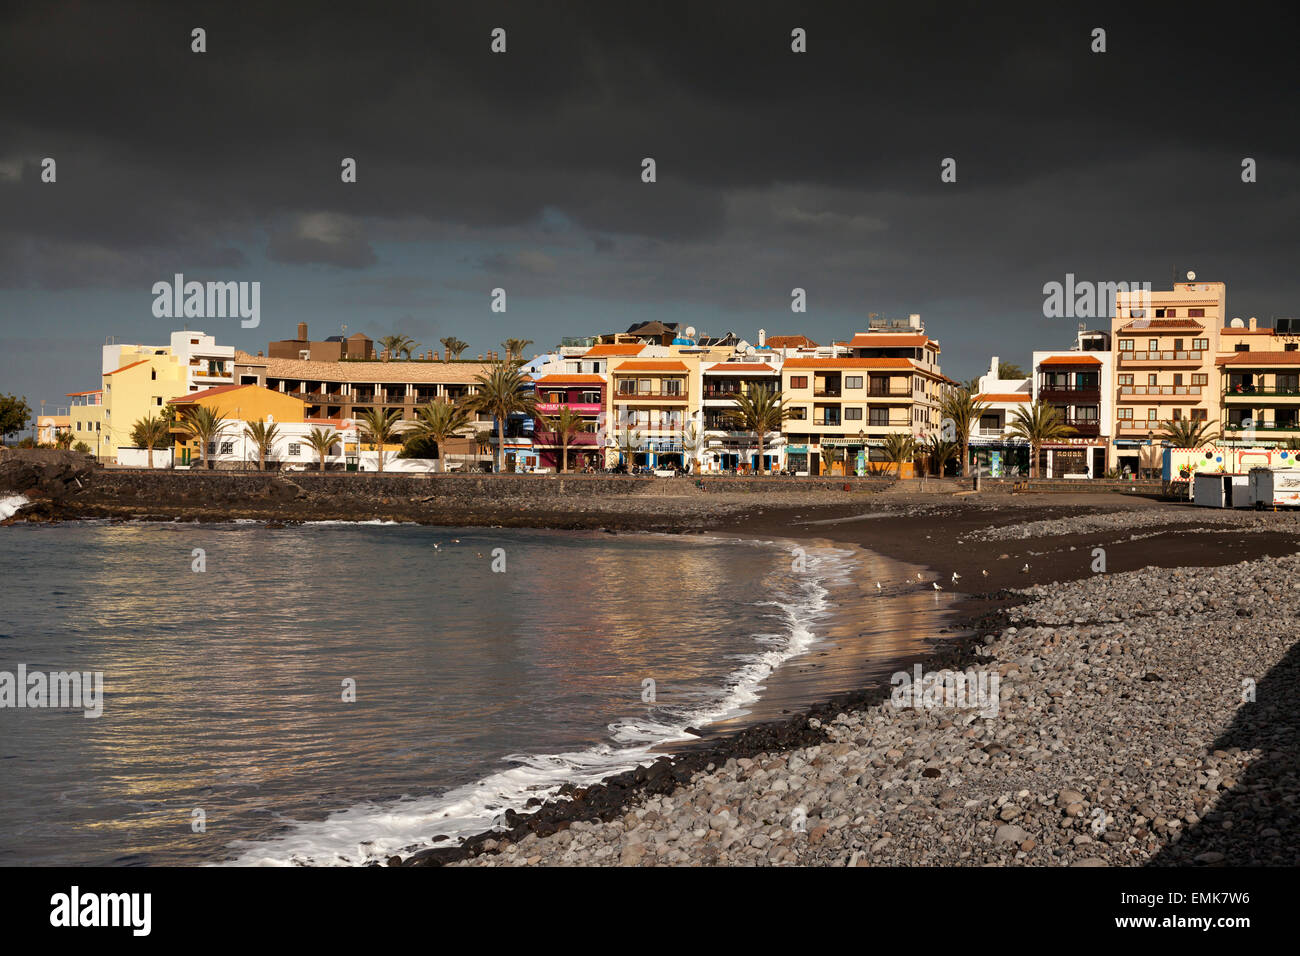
[73, 440, 91, 453]
[617, 427, 642, 469]
[1161, 418, 1219, 449]
[819, 445, 841, 475]
[175, 406, 227, 470]
[536, 405, 586, 473]
[0, 393, 31, 446]
[440, 337, 469, 361]
[501, 338, 534, 362]
[407, 398, 473, 473]
[939, 387, 990, 478]
[922, 434, 959, 476]
[1008, 401, 1075, 478]
[881, 432, 917, 478]
[467, 360, 537, 473]
[724, 386, 789, 476]
[131, 414, 172, 469]
[378, 334, 418, 360]
[679, 421, 704, 474]
[243, 420, 280, 471]
[305, 427, 340, 471]
[54, 430, 74, 450]
[356, 407, 404, 473]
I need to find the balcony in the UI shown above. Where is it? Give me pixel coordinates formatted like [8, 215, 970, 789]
[1117, 385, 1203, 401]
[1118, 350, 1204, 366]
[1224, 387, 1300, 400]
[813, 389, 842, 398]
[614, 390, 688, 400]
[1039, 387, 1100, 404]
[536, 402, 603, 415]
[866, 389, 911, 398]
[1062, 419, 1101, 436]
[1224, 422, 1300, 433]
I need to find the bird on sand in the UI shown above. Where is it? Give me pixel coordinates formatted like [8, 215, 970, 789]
[951, 571, 961, 583]
[876, 582, 883, 591]
[1021, 563, 1030, 573]
[981, 569, 989, 578]
[932, 582, 943, 590]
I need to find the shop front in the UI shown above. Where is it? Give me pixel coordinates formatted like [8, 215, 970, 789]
[1042, 439, 1109, 478]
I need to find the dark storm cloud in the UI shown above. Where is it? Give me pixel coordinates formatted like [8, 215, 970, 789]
[1, 0, 1297, 380]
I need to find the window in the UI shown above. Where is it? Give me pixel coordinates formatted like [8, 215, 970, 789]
[1286, 344, 1299, 353]
[581, 390, 601, 403]
[1188, 308, 1205, 318]
[1118, 408, 1133, 420]
[1194, 338, 1208, 351]
[1172, 408, 1183, 421]
[844, 407, 863, 421]
[788, 406, 807, 420]
[288, 443, 302, 456]
[664, 379, 681, 396]
[151, 369, 157, 380]
[1173, 374, 1183, 386]
[219, 441, 233, 455]
[1155, 309, 1165, 318]
[1235, 344, 1249, 352]
[1147, 409, 1158, 421]
[1118, 374, 1133, 386]
[1148, 374, 1158, 386]
[638, 379, 651, 394]
[845, 376, 863, 389]
[154, 397, 162, 406]
[869, 408, 890, 426]
[790, 376, 808, 389]
[1192, 374, 1207, 386]
[1191, 408, 1207, 422]
[1119, 339, 1134, 351]
[1148, 339, 1159, 351]
[1130, 309, 1147, 318]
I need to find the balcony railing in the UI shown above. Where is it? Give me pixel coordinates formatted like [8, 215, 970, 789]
[1224, 387, 1300, 397]
[813, 389, 842, 398]
[1039, 387, 1100, 402]
[614, 390, 687, 399]
[1118, 385, 1203, 397]
[867, 389, 911, 397]
[1224, 422, 1300, 432]
[813, 418, 842, 427]
[1119, 350, 1203, 363]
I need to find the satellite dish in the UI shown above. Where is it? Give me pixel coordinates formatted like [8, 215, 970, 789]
[684, 326, 696, 340]
[1230, 317, 1245, 328]
[1186, 270, 1196, 281]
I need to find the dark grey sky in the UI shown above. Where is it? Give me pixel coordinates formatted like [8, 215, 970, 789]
[2, 0, 1297, 411]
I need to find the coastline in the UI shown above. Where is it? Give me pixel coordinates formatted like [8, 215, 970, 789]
[6, 463, 1300, 866]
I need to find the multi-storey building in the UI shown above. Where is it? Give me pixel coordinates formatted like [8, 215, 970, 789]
[66, 389, 105, 456]
[1029, 329, 1113, 477]
[268, 322, 375, 361]
[167, 384, 308, 468]
[971, 356, 1032, 477]
[530, 373, 605, 471]
[1111, 278, 1224, 473]
[700, 357, 783, 472]
[605, 356, 698, 469]
[1215, 316, 1300, 447]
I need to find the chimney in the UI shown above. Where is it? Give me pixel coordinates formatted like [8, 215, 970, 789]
[381, 349, 390, 362]
[758, 328, 766, 347]
[1250, 317, 1258, 330]
[990, 355, 999, 378]
[297, 322, 308, 341]
[257, 350, 264, 358]
[908, 313, 921, 330]
[434, 350, 441, 361]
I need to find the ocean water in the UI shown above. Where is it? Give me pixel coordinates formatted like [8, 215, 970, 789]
[0, 520, 852, 866]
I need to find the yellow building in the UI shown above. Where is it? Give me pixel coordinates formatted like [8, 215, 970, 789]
[99, 355, 188, 461]
[1111, 279, 1224, 470]
[66, 390, 105, 457]
[605, 357, 700, 468]
[167, 384, 307, 467]
[35, 415, 71, 445]
[1216, 317, 1300, 446]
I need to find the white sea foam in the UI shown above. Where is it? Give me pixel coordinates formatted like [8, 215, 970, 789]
[0, 495, 29, 520]
[221, 538, 854, 867]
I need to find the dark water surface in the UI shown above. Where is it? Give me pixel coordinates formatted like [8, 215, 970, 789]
[1, 520, 876, 865]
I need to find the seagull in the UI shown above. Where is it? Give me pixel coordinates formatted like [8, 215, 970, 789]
[981, 569, 989, 578]
[932, 582, 943, 590]
[1021, 563, 1030, 573]
[951, 571, 960, 583]
[916, 572, 923, 581]
[876, 582, 883, 591]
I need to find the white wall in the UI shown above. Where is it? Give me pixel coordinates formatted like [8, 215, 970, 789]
[115, 447, 174, 468]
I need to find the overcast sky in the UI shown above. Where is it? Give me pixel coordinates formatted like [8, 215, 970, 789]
[2, 0, 1297, 412]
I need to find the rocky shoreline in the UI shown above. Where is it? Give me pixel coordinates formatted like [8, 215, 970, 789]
[427, 552, 1298, 867]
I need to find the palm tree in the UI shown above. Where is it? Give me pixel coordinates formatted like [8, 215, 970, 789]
[440, 336, 469, 361]
[939, 387, 990, 478]
[175, 406, 226, 470]
[472, 428, 493, 466]
[819, 445, 841, 476]
[244, 420, 280, 472]
[467, 360, 538, 472]
[1161, 418, 1219, 449]
[131, 413, 173, 468]
[408, 398, 474, 473]
[356, 407, 404, 473]
[679, 421, 704, 474]
[53, 429, 74, 450]
[536, 406, 586, 473]
[305, 427, 339, 471]
[922, 434, 959, 477]
[724, 387, 789, 476]
[378, 334, 418, 360]
[881, 432, 916, 478]
[617, 427, 643, 469]
[501, 338, 534, 362]
[1008, 401, 1075, 478]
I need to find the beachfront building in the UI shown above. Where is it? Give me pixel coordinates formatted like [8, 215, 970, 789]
[232, 350, 493, 429]
[605, 355, 698, 469]
[971, 356, 1031, 477]
[167, 384, 308, 468]
[268, 322, 375, 361]
[1215, 316, 1300, 448]
[700, 357, 783, 473]
[1111, 278, 1224, 475]
[35, 414, 71, 445]
[1029, 329, 1113, 478]
[66, 390, 105, 457]
[530, 373, 605, 471]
